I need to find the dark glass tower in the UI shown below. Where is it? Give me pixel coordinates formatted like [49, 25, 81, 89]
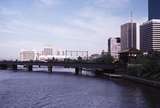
[121, 23, 137, 51]
[149, 0, 160, 20]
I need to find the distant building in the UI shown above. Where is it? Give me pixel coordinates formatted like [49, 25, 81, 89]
[101, 50, 108, 56]
[119, 48, 141, 64]
[140, 19, 160, 52]
[148, 0, 160, 20]
[39, 49, 88, 60]
[108, 37, 121, 59]
[42, 48, 53, 56]
[65, 50, 88, 60]
[35, 52, 41, 61]
[89, 54, 100, 60]
[121, 22, 137, 51]
[20, 51, 35, 61]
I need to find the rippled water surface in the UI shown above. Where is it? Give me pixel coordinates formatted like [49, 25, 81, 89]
[0, 69, 160, 108]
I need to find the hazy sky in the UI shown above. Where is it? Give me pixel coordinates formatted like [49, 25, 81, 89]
[0, 0, 147, 59]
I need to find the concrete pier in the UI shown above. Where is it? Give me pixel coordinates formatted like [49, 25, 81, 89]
[27, 65, 33, 71]
[75, 67, 82, 75]
[0, 64, 8, 70]
[12, 64, 17, 70]
[48, 65, 53, 73]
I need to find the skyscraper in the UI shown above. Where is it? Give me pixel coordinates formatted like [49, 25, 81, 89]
[108, 37, 121, 59]
[148, 0, 160, 20]
[140, 19, 160, 52]
[121, 22, 137, 51]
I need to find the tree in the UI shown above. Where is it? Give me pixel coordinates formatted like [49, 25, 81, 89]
[134, 53, 160, 79]
[94, 53, 114, 64]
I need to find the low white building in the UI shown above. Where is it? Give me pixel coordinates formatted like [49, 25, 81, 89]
[19, 48, 89, 61]
[19, 51, 35, 61]
[108, 37, 121, 59]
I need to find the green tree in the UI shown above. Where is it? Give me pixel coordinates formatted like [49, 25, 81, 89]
[95, 53, 114, 64]
[135, 54, 160, 79]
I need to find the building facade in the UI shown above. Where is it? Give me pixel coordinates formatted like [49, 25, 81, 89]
[39, 49, 88, 60]
[20, 51, 35, 61]
[19, 47, 89, 61]
[148, 0, 160, 20]
[108, 37, 121, 59]
[65, 50, 88, 60]
[121, 22, 137, 51]
[42, 48, 53, 56]
[140, 19, 160, 52]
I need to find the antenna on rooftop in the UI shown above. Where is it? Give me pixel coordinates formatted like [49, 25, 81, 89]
[130, 10, 133, 23]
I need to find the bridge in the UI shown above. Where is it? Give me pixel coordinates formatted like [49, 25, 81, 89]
[0, 61, 115, 75]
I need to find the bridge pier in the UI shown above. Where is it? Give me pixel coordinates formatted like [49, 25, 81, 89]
[27, 65, 33, 71]
[0, 64, 8, 70]
[48, 65, 52, 73]
[75, 67, 82, 75]
[12, 64, 17, 70]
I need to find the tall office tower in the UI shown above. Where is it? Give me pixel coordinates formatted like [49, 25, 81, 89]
[140, 19, 160, 52]
[148, 0, 160, 20]
[20, 51, 35, 61]
[42, 48, 53, 56]
[121, 22, 137, 51]
[108, 37, 121, 59]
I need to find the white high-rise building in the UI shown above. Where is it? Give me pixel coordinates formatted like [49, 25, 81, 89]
[42, 48, 53, 56]
[140, 19, 160, 52]
[108, 37, 121, 59]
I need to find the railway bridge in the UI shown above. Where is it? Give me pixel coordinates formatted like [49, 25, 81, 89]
[0, 61, 115, 75]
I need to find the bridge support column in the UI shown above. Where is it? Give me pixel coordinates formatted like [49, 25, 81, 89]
[0, 64, 8, 70]
[27, 65, 33, 71]
[48, 65, 52, 73]
[75, 67, 82, 75]
[79, 67, 82, 75]
[12, 64, 17, 70]
[75, 67, 79, 75]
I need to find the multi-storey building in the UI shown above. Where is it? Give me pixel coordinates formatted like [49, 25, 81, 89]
[108, 37, 121, 59]
[148, 0, 160, 20]
[20, 51, 35, 61]
[140, 19, 160, 52]
[42, 48, 53, 56]
[121, 22, 137, 51]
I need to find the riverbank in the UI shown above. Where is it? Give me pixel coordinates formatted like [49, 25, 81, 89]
[103, 73, 160, 88]
[122, 75, 160, 88]
[104, 73, 122, 78]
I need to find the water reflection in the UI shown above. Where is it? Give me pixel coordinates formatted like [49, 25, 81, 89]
[0, 69, 160, 108]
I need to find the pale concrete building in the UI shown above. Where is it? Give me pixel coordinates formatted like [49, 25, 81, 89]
[20, 51, 35, 61]
[108, 37, 121, 59]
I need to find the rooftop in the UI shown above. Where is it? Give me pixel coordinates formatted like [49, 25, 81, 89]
[142, 19, 160, 25]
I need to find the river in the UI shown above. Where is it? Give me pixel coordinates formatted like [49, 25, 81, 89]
[0, 68, 160, 108]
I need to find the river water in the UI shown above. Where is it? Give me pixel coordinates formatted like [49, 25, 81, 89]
[0, 68, 160, 108]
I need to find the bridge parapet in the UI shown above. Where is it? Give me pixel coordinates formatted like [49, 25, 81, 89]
[0, 60, 115, 73]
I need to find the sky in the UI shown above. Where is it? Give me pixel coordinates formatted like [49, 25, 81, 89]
[0, 0, 148, 59]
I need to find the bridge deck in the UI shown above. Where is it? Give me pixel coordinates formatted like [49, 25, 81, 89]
[0, 61, 114, 70]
